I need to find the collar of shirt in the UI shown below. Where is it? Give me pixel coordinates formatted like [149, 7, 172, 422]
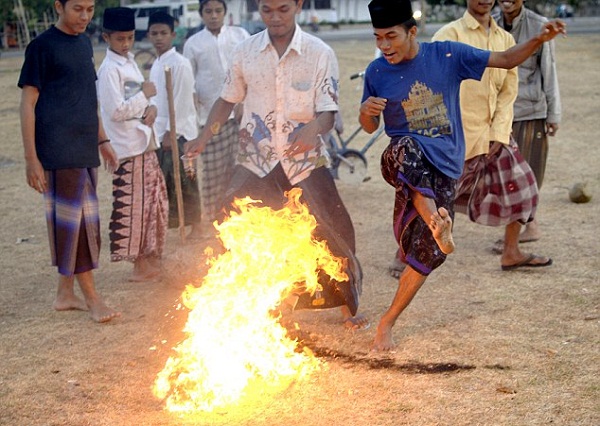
[463, 10, 503, 36]
[105, 48, 136, 65]
[258, 24, 303, 57]
[155, 46, 177, 63]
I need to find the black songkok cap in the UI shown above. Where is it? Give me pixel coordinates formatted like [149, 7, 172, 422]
[148, 11, 175, 30]
[103, 7, 135, 32]
[368, 0, 414, 29]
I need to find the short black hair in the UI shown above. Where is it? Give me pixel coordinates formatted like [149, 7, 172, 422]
[148, 11, 175, 32]
[199, 0, 227, 15]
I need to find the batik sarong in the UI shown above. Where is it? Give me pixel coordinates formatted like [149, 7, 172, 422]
[512, 119, 548, 188]
[200, 119, 239, 222]
[109, 151, 168, 262]
[221, 163, 363, 316]
[455, 138, 538, 226]
[381, 136, 456, 276]
[44, 168, 100, 276]
[156, 136, 202, 228]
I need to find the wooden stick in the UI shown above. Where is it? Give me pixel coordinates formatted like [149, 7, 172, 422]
[164, 67, 186, 243]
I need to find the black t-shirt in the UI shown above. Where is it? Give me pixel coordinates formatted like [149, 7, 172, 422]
[18, 26, 100, 170]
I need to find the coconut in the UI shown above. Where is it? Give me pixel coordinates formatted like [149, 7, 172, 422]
[568, 182, 592, 204]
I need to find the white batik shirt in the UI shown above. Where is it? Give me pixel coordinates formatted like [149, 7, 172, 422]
[222, 25, 339, 185]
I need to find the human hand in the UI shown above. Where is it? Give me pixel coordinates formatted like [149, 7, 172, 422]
[537, 20, 567, 42]
[162, 131, 172, 149]
[142, 81, 157, 99]
[547, 122, 559, 137]
[284, 121, 321, 157]
[142, 105, 157, 126]
[487, 140, 504, 158]
[360, 96, 387, 117]
[25, 156, 47, 193]
[184, 137, 206, 158]
[99, 143, 119, 173]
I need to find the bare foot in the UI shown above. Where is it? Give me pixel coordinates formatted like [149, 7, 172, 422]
[343, 314, 371, 330]
[519, 225, 541, 243]
[429, 207, 455, 255]
[88, 300, 121, 323]
[53, 294, 88, 312]
[130, 258, 161, 282]
[371, 322, 395, 352]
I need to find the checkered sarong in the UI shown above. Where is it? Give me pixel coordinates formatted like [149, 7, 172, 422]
[456, 138, 538, 226]
[200, 119, 239, 221]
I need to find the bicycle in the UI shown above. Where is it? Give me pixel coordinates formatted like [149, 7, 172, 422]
[133, 46, 156, 79]
[324, 71, 385, 184]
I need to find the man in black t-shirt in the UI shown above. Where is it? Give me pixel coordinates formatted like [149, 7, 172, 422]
[18, 0, 120, 323]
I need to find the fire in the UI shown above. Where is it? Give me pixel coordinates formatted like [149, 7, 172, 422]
[153, 188, 348, 413]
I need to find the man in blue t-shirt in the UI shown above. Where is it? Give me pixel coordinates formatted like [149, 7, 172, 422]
[360, 0, 565, 352]
[18, 0, 120, 323]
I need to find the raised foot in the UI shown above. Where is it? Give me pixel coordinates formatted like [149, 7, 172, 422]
[429, 207, 455, 255]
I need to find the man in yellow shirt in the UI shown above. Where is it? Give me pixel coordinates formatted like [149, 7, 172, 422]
[433, 0, 552, 271]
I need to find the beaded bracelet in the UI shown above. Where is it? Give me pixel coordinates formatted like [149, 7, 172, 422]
[98, 139, 111, 146]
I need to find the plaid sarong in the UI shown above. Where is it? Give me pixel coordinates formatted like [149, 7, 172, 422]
[109, 152, 168, 262]
[455, 138, 538, 226]
[381, 137, 456, 276]
[44, 168, 100, 276]
[200, 119, 239, 221]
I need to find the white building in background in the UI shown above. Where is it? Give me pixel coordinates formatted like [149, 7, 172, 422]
[121, 0, 381, 36]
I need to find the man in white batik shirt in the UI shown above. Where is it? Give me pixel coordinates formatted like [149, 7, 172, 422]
[184, 0, 369, 331]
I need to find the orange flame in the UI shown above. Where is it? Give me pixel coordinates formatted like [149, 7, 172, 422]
[153, 188, 348, 413]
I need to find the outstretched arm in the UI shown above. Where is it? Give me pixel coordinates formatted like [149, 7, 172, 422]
[184, 97, 235, 157]
[489, 20, 567, 69]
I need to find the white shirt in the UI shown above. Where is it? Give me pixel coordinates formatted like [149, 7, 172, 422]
[183, 25, 250, 125]
[97, 48, 155, 160]
[149, 47, 199, 142]
[222, 25, 339, 185]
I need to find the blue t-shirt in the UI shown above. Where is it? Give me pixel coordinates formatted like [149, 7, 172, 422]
[362, 41, 490, 179]
[18, 26, 100, 170]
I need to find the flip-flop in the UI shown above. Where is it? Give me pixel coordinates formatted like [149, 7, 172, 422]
[501, 254, 553, 271]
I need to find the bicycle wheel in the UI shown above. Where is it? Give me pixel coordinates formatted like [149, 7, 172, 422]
[336, 150, 368, 184]
[134, 48, 156, 79]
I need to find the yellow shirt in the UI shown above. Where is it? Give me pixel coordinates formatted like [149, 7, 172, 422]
[433, 11, 517, 160]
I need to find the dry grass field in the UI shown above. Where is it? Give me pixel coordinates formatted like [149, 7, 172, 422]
[0, 30, 598, 426]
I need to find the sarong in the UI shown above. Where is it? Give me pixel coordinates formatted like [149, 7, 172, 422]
[201, 119, 239, 222]
[109, 151, 168, 262]
[512, 119, 548, 188]
[156, 136, 202, 228]
[455, 138, 538, 226]
[44, 168, 100, 277]
[44, 168, 100, 276]
[222, 163, 363, 316]
[381, 136, 456, 276]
